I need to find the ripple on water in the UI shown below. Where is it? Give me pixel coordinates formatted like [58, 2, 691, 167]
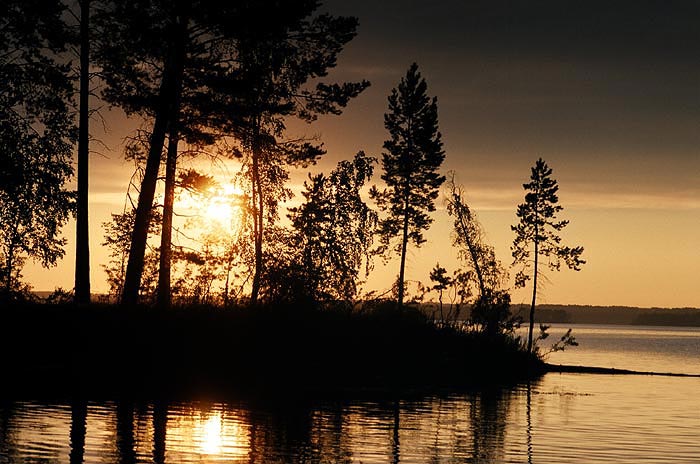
[0, 325, 698, 462]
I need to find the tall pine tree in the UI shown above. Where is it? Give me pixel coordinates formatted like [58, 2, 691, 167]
[370, 63, 445, 308]
[511, 158, 585, 353]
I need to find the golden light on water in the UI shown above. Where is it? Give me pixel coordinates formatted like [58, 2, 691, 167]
[200, 413, 223, 454]
[166, 406, 251, 461]
[197, 411, 250, 458]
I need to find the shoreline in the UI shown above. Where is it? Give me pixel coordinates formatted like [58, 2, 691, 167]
[0, 302, 544, 399]
[544, 363, 700, 378]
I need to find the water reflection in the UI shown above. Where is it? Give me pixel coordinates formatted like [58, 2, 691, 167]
[469, 388, 511, 463]
[116, 401, 136, 464]
[0, 402, 11, 461]
[152, 401, 167, 464]
[526, 382, 533, 464]
[0, 394, 523, 463]
[69, 400, 87, 464]
[1, 373, 699, 462]
[391, 401, 400, 464]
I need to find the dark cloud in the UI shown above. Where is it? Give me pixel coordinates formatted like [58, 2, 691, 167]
[326, 0, 700, 61]
[313, 0, 700, 204]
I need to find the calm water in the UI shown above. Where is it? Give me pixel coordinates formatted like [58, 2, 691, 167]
[1, 324, 699, 463]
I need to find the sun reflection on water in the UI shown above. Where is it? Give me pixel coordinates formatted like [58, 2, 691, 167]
[166, 405, 250, 462]
[200, 413, 223, 454]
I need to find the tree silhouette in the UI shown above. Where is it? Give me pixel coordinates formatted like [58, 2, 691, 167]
[96, 1, 367, 306]
[0, 0, 76, 300]
[102, 206, 162, 303]
[285, 151, 377, 305]
[96, 0, 188, 306]
[210, 13, 369, 305]
[445, 175, 512, 333]
[370, 63, 445, 308]
[96, 0, 243, 305]
[74, 0, 91, 304]
[445, 175, 506, 299]
[428, 263, 452, 322]
[511, 158, 585, 352]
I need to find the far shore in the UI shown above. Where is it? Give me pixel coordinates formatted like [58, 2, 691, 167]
[512, 304, 700, 327]
[26, 293, 700, 327]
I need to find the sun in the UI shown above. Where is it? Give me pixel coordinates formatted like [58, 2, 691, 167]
[202, 183, 244, 227]
[205, 198, 234, 224]
[173, 180, 244, 230]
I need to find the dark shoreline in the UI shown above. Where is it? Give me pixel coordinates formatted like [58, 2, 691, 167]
[544, 363, 700, 378]
[0, 302, 545, 400]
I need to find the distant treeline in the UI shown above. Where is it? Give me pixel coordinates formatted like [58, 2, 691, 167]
[33, 293, 700, 327]
[510, 304, 700, 327]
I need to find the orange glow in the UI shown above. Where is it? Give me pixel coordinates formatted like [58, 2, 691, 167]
[205, 200, 235, 225]
[166, 406, 250, 461]
[200, 413, 223, 454]
[176, 182, 244, 230]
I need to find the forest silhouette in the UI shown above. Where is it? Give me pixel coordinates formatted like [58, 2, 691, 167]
[0, 0, 591, 391]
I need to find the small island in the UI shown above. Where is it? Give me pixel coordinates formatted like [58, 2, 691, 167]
[2, 4, 588, 399]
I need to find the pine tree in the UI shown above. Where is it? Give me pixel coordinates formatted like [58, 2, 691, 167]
[96, 0, 189, 306]
[97, 0, 366, 306]
[370, 63, 445, 308]
[511, 158, 585, 353]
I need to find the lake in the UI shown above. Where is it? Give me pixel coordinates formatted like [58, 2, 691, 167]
[1, 324, 698, 463]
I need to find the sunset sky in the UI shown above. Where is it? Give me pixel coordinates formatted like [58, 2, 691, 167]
[25, 0, 699, 308]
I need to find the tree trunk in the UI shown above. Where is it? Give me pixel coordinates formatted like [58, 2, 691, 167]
[4, 247, 13, 296]
[69, 400, 87, 464]
[397, 118, 414, 310]
[250, 130, 263, 305]
[391, 400, 400, 464]
[223, 261, 231, 308]
[397, 194, 410, 309]
[74, 0, 90, 305]
[156, 125, 179, 308]
[527, 224, 539, 353]
[121, 16, 187, 306]
[152, 401, 167, 464]
[457, 205, 486, 297]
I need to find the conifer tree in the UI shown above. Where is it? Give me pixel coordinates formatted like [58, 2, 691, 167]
[511, 158, 585, 353]
[97, 0, 366, 306]
[370, 63, 445, 308]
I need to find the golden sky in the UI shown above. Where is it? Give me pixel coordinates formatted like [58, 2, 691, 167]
[23, 0, 700, 308]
